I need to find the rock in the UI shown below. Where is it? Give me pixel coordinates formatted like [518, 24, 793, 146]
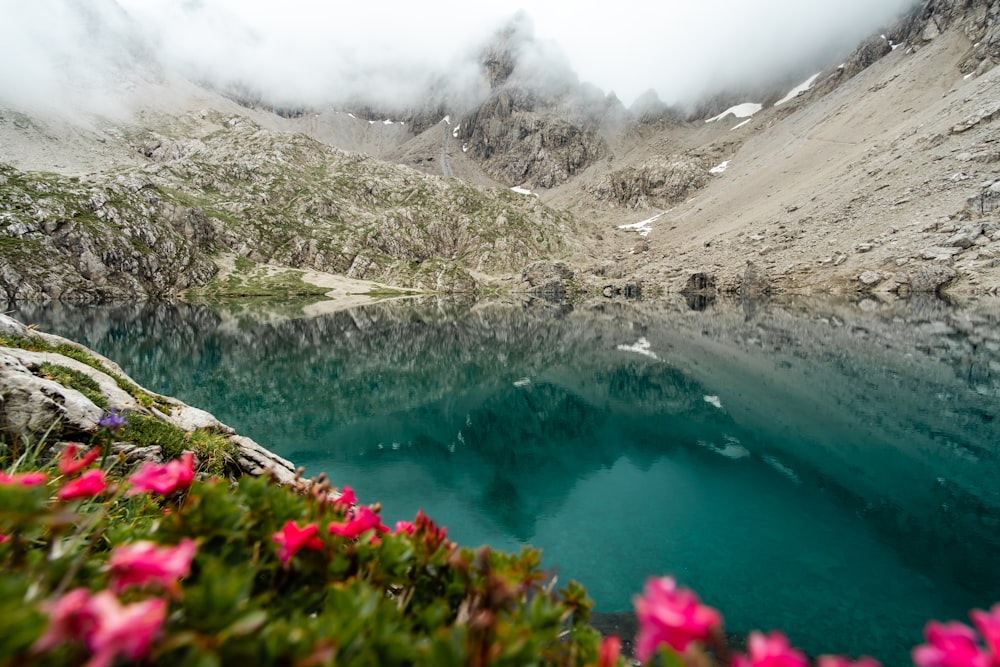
[111, 442, 164, 465]
[231, 435, 298, 485]
[921, 246, 962, 260]
[968, 181, 1000, 215]
[521, 261, 574, 287]
[680, 273, 716, 293]
[904, 265, 958, 293]
[0, 351, 104, 435]
[947, 224, 983, 248]
[859, 270, 882, 287]
[520, 261, 575, 299]
[740, 262, 771, 296]
[589, 156, 709, 209]
[855, 242, 874, 253]
[0, 314, 297, 483]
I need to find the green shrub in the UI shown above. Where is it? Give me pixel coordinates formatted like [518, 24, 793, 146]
[0, 449, 607, 667]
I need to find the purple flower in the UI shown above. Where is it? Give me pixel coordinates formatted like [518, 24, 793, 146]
[98, 409, 126, 431]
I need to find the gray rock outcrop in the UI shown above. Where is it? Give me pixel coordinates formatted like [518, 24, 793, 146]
[0, 314, 296, 483]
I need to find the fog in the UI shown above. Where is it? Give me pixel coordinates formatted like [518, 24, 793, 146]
[0, 0, 919, 117]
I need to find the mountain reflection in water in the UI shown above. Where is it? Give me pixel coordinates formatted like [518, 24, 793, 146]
[13, 295, 1000, 665]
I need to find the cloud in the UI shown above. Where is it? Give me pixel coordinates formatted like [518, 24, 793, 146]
[0, 0, 920, 118]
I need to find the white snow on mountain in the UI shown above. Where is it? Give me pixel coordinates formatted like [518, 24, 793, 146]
[774, 72, 820, 106]
[705, 103, 762, 123]
[618, 210, 667, 237]
[709, 160, 730, 175]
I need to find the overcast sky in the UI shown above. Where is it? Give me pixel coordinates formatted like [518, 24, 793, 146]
[0, 0, 919, 115]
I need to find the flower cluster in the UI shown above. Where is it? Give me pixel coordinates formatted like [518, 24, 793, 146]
[5, 437, 1000, 667]
[35, 589, 166, 667]
[633, 576, 880, 667]
[127, 452, 195, 496]
[4, 444, 608, 666]
[632, 574, 1000, 667]
[634, 575, 721, 661]
[106, 539, 197, 595]
[912, 605, 1000, 667]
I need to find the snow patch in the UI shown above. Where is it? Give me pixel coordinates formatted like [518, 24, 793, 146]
[452, 125, 460, 138]
[442, 115, 451, 124]
[618, 210, 667, 237]
[763, 455, 801, 483]
[730, 118, 752, 131]
[774, 72, 820, 106]
[511, 186, 534, 196]
[709, 161, 729, 175]
[705, 103, 762, 123]
[880, 34, 903, 51]
[697, 436, 749, 460]
[704, 395, 723, 409]
[513, 377, 532, 388]
[617, 338, 658, 360]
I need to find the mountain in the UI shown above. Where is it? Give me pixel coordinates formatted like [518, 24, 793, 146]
[1, 0, 999, 303]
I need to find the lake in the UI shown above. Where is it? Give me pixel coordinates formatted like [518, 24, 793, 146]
[12, 294, 1000, 665]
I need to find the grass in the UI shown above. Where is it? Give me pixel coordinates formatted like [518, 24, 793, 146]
[363, 286, 418, 299]
[0, 334, 171, 413]
[186, 261, 330, 299]
[121, 414, 237, 477]
[0, 333, 237, 476]
[36, 363, 109, 409]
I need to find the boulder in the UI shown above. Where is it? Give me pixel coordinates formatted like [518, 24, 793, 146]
[902, 265, 958, 294]
[0, 352, 104, 435]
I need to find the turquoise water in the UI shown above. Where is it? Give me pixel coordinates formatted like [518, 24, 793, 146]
[13, 297, 1000, 665]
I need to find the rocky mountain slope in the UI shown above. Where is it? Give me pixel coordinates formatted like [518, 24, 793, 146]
[1, 0, 999, 302]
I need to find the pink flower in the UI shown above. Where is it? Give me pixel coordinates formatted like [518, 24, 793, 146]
[818, 655, 882, 667]
[35, 589, 166, 667]
[913, 621, 990, 667]
[633, 576, 721, 661]
[971, 604, 1000, 657]
[332, 485, 357, 507]
[393, 520, 415, 536]
[107, 539, 197, 595]
[733, 631, 809, 667]
[127, 452, 195, 496]
[414, 510, 448, 550]
[0, 470, 48, 485]
[328, 506, 389, 539]
[57, 469, 107, 500]
[83, 591, 166, 667]
[34, 588, 99, 653]
[0, 534, 9, 544]
[272, 521, 324, 567]
[596, 636, 621, 667]
[59, 444, 101, 476]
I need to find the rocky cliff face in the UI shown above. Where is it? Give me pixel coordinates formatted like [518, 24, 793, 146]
[0, 108, 576, 301]
[0, 164, 219, 302]
[3, 0, 1000, 301]
[454, 14, 612, 188]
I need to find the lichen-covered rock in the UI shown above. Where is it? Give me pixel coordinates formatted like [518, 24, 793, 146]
[0, 314, 296, 481]
[589, 156, 708, 209]
[0, 351, 104, 434]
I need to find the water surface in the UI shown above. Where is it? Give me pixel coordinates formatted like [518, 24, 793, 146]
[13, 295, 1000, 665]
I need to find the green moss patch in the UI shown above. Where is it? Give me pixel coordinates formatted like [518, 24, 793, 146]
[122, 414, 237, 477]
[36, 363, 108, 409]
